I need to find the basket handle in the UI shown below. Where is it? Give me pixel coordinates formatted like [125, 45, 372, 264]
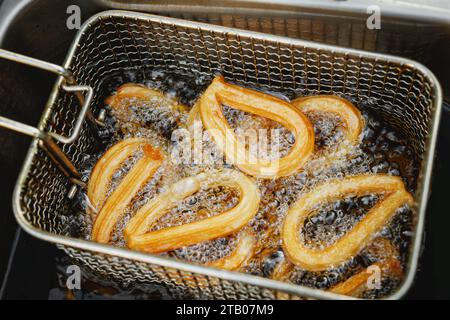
[0, 49, 93, 144]
[0, 49, 95, 189]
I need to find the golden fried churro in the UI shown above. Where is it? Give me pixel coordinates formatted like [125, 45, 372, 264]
[272, 259, 295, 282]
[106, 83, 187, 114]
[87, 138, 147, 215]
[91, 143, 164, 243]
[271, 259, 299, 300]
[186, 101, 200, 130]
[206, 232, 256, 271]
[365, 237, 400, 262]
[329, 258, 402, 296]
[125, 169, 260, 254]
[329, 237, 403, 297]
[272, 238, 402, 298]
[282, 174, 413, 271]
[198, 76, 314, 178]
[292, 95, 364, 147]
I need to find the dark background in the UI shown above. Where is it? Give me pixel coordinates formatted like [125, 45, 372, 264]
[0, 0, 449, 299]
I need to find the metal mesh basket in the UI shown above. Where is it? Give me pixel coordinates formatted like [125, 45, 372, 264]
[11, 10, 442, 299]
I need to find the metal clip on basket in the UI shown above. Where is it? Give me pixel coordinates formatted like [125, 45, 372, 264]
[0, 10, 442, 300]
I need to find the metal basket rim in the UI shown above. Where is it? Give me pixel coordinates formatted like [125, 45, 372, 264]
[12, 10, 443, 300]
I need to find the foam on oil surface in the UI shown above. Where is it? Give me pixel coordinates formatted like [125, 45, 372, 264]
[68, 68, 418, 298]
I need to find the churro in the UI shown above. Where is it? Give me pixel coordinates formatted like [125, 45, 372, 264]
[125, 169, 260, 253]
[106, 83, 187, 114]
[87, 138, 147, 216]
[206, 232, 257, 271]
[198, 76, 314, 178]
[282, 174, 413, 271]
[329, 258, 402, 296]
[292, 95, 364, 148]
[91, 142, 164, 243]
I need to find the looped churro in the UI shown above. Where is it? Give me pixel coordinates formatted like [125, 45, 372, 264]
[206, 231, 256, 271]
[91, 140, 165, 243]
[106, 83, 187, 114]
[87, 138, 147, 215]
[282, 174, 413, 271]
[329, 238, 403, 297]
[273, 238, 403, 298]
[125, 169, 260, 254]
[329, 258, 402, 297]
[292, 95, 364, 148]
[198, 76, 314, 178]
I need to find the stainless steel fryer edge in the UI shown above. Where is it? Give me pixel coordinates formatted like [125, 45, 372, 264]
[97, 0, 450, 25]
[11, 10, 443, 300]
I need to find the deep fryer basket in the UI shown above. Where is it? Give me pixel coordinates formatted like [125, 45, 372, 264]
[2, 10, 442, 299]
